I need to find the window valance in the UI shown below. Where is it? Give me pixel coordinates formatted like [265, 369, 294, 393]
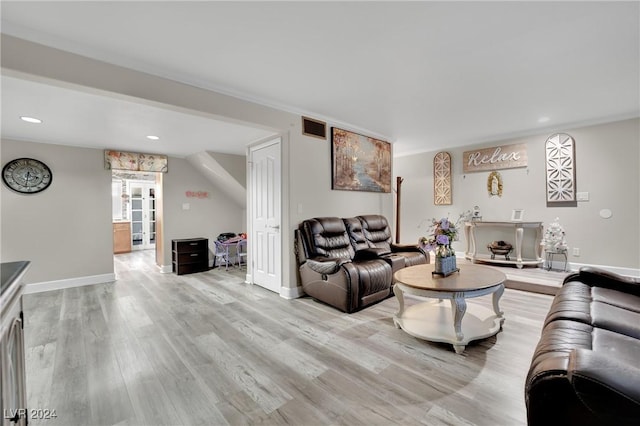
[104, 150, 168, 173]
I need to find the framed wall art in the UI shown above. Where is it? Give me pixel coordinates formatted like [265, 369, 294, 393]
[545, 133, 576, 206]
[331, 127, 391, 193]
[433, 151, 452, 205]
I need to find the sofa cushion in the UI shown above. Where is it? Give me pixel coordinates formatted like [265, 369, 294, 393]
[591, 302, 640, 339]
[343, 217, 371, 252]
[544, 281, 640, 339]
[303, 217, 355, 260]
[544, 281, 593, 325]
[531, 320, 640, 373]
[593, 286, 640, 314]
[358, 214, 393, 251]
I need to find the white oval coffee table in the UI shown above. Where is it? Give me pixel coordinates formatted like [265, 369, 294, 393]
[393, 263, 506, 354]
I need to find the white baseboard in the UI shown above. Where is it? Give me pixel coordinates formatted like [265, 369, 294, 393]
[454, 251, 640, 277]
[280, 285, 305, 299]
[24, 273, 116, 294]
[242, 274, 303, 299]
[159, 264, 173, 274]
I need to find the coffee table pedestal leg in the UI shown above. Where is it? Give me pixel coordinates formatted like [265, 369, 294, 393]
[451, 292, 467, 354]
[493, 284, 505, 327]
[393, 284, 405, 329]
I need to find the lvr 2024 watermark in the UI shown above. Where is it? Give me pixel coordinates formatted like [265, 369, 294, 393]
[4, 408, 57, 420]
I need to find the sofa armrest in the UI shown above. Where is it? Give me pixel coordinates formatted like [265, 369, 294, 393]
[354, 248, 390, 260]
[566, 267, 640, 296]
[568, 348, 640, 420]
[390, 243, 422, 253]
[306, 257, 352, 275]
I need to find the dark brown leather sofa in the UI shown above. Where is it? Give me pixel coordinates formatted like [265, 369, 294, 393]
[525, 267, 640, 425]
[295, 215, 428, 313]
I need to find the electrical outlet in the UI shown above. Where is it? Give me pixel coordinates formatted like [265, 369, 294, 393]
[577, 192, 590, 201]
[573, 247, 580, 256]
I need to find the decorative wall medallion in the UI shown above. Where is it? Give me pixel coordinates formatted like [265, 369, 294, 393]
[434, 151, 452, 205]
[545, 133, 576, 204]
[487, 171, 503, 197]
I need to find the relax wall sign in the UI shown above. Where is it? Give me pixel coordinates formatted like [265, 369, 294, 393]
[463, 143, 528, 173]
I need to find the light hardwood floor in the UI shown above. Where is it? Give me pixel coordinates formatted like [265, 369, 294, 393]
[23, 251, 554, 426]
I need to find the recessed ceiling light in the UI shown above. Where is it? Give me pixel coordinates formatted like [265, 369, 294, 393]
[146, 135, 160, 141]
[538, 116, 550, 123]
[20, 116, 42, 124]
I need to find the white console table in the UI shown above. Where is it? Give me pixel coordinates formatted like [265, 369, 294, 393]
[464, 221, 543, 269]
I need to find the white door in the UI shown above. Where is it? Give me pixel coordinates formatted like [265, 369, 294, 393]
[250, 139, 281, 293]
[128, 181, 156, 250]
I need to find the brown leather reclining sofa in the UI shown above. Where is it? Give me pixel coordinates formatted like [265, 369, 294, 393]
[294, 215, 428, 313]
[525, 267, 640, 425]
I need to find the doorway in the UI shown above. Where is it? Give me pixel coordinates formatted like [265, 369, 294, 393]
[111, 171, 157, 254]
[248, 137, 281, 293]
[128, 181, 156, 250]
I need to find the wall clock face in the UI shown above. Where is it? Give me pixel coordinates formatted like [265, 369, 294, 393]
[2, 158, 53, 194]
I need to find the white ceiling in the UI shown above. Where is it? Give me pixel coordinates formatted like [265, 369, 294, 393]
[1, 1, 639, 157]
[1, 75, 278, 157]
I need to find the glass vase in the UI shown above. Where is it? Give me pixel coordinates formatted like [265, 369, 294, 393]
[435, 245, 453, 258]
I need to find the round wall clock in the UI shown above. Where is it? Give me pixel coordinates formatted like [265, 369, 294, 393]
[2, 158, 53, 194]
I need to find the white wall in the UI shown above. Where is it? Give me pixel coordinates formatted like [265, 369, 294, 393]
[4, 35, 636, 288]
[394, 118, 640, 272]
[1, 35, 394, 292]
[1, 139, 113, 283]
[291, 130, 393, 222]
[208, 152, 247, 188]
[0, 139, 246, 285]
[161, 156, 245, 268]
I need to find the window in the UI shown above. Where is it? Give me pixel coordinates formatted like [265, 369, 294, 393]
[112, 179, 123, 220]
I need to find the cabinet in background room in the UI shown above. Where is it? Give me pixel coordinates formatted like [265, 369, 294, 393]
[172, 238, 209, 275]
[113, 222, 132, 254]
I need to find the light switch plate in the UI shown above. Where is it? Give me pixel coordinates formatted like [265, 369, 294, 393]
[576, 192, 589, 201]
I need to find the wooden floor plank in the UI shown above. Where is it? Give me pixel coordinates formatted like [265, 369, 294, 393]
[22, 250, 556, 425]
